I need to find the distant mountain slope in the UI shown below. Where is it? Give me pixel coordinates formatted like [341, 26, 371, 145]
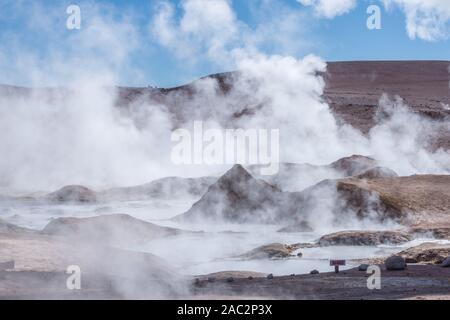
[3, 61, 449, 148]
[118, 61, 450, 146]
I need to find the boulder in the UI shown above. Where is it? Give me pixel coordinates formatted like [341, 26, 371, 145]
[358, 264, 369, 271]
[385, 256, 406, 271]
[441, 257, 450, 268]
[310, 270, 319, 275]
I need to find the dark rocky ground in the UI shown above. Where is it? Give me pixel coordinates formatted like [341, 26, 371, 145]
[192, 265, 450, 300]
[1, 264, 449, 300]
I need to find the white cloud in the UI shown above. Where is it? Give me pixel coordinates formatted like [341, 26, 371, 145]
[297, 0, 357, 18]
[297, 0, 450, 41]
[151, 0, 239, 64]
[0, 2, 142, 86]
[152, 0, 313, 68]
[382, 0, 450, 41]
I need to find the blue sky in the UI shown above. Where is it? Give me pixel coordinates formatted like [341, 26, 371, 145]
[0, 0, 449, 87]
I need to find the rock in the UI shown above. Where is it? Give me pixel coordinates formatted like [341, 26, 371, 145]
[441, 257, 450, 267]
[237, 243, 300, 259]
[226, 277, 234, 283]
[358, 264, 369, 271]
[47, 185, 97, 203]
[267, 273, 274, 279]
[297, 252, 303, 258]
[207, 277, 216, 283]
[310, 270, 319, 275]
[385, 256, 406, 271]
[248, 276, 254, 280]
[318, 230, 411, 246]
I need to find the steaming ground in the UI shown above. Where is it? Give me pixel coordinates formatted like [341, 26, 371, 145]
[0, 195, 445, 278]
[0, 61, 449, 299]
[2, 159, 450, 299]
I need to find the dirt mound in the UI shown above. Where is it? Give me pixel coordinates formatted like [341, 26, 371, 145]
[356, 167, 398, 179]
[42, 214, 185, 245]
[335, 175, 450, 224]
[46, 185, 97, 203]
[175, 165, 291, 223]
[330, 155, 378, 176]
[237, 243, 300, 259]
[276, 173, 450, 230]
[396, 243, 450, 264]
[318, 230, 411, 246]
[100, 176, 217, 201]
[196, 271, 267, 280]
[410, 227, 450, 240]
